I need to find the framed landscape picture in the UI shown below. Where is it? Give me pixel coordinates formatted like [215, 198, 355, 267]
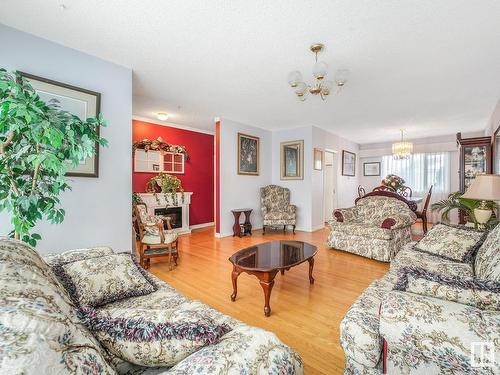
[237, 133, 260, 175]
[281, 140, 304, 180]
[342, 150, 356, 176]
[20, 72, 101, 177]
[363, 162, 381, 176]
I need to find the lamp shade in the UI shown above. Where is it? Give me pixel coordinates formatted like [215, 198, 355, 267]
[461, 175, 500, 201]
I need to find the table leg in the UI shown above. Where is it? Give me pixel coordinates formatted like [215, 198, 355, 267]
[243, 210, 252, 235]
[232, 211, 242, 237]
[230, 266, 241, 301]
[308, 257, 315, 284]
[259, 279, 275, 317]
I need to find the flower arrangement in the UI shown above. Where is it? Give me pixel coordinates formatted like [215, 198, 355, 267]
[381, 174, 406, 191]
[146, 173, 184, 206]
[133, 137, 188, 159]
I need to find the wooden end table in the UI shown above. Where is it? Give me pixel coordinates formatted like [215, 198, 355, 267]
[231, 208, 252, 237]
[229, 240, 317, 317]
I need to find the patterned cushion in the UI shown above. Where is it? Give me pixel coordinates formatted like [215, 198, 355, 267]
[395, 266, 500, 311]
[414, 223, 486, 262]
[55, 253, 157, 307]
[44, 246, 114, 266]
[329, 221, 393, 240]
[356, 196, 416, 226]
[263, 211, 296, 221]
[475, 223, 500, 282]
[391, 242, 474, 278]
[142, 232, 178, 245]
[0, 238, 116, 375]
[79, 306, 232, 367]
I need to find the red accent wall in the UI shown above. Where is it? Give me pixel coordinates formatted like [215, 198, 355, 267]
[215, 121, 220, 234]
[132, 120, 214, 226]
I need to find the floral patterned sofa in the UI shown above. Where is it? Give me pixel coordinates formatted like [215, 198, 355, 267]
[0, 238, 303, 374]
[327, 192, 417, 262]
[340, 223, 500, 375]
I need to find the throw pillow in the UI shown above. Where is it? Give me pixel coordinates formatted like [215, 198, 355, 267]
[414, 223, 486, 262]
[78, 306, 232, 367]
[395, 266, 500, 311]
[44, 246, 114, 267]
[55, 253, 157, 307]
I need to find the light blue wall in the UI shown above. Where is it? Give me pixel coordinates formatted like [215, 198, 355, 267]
[0, 24, 132, 254]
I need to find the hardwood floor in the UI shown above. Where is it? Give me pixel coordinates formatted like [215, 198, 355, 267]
[147, 226, 413, 375]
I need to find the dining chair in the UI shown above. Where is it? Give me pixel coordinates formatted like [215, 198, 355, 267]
[398, 186, 413, 198]
[415, 186, 433, 234]
[357, 185, 366, 198]
[133, 203, 179, 270]
[373, 185, 394, 192]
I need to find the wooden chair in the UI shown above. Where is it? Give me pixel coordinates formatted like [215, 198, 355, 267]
[133, 203, 179, 270]
[416, 186, 433, 234]
[398, 186, 413, 198]
[373, 185, 394, 192]
[357, 185, 366, 198]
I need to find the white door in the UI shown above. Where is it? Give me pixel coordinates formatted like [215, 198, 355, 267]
[323, 151, 337, 222]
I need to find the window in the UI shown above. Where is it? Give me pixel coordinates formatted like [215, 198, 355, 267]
[381, 152, 450, 195]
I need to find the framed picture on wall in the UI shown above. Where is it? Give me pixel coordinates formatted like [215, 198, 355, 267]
[342, 150, 356, 176]
[313, 148, 323, 170]
[237, 133, 260, 175]
[281, 140, 304, 180]
[20, 72, 101, 177]
[363, 162, 381, 176]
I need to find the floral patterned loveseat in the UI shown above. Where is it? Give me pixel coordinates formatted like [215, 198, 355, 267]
[327, 192, 417, 262]
[0, 238, 303, 374]
[340, 223, 500, 375]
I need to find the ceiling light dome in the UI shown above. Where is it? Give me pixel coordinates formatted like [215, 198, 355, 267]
[157, 112, 169, 121]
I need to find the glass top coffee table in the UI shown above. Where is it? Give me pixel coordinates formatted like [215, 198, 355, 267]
[229, 240, 318, 317]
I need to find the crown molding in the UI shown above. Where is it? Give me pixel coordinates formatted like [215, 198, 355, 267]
[132, 115, 215, 135]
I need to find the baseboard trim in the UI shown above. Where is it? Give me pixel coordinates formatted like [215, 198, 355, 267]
[190, 222, 214, 230]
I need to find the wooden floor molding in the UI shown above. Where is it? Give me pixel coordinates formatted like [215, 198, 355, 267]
[148, 226, 423, 374]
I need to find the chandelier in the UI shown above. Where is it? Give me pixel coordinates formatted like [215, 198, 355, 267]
[287, 43, 348, 101]
[392, 130, 413, 160]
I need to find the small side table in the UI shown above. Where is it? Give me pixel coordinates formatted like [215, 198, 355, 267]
[232, 209, 253, 237]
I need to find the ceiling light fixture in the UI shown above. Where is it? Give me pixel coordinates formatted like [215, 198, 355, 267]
[287, 43, 348, 101]
[157, 112, 169, 121]
[392, 129, 413, 160]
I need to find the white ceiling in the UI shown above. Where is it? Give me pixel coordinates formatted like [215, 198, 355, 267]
[1, 0, 500, 143]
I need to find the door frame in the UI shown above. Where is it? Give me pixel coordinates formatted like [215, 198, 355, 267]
[323, 150, 338, 223]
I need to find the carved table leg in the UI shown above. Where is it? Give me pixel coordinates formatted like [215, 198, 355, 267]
[230, 266, 241, 301]
[260, 279, 275, 317]
[308, 257, 315, 284]
[280, 269, 285, 275]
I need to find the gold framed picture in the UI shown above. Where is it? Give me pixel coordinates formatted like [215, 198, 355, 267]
[281, 140, 304, 180]
[313, 148, 323, 170]
[237, 133, 260, 175]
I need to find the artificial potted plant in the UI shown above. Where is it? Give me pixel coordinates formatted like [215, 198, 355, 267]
[0, 69, 107, 245]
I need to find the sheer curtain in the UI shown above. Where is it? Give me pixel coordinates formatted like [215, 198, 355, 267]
[381, 152, 451, 222]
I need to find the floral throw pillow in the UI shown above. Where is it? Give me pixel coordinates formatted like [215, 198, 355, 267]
[55, 253, 157, 307]
[395, 266, 500, 311]
[414, 223, 486, 262]
[78, 306, 232, 367]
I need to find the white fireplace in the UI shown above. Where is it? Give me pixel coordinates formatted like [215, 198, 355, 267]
[137, 192, 192, 235]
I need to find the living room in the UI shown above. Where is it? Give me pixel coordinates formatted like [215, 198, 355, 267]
[1, 2, 499, 375]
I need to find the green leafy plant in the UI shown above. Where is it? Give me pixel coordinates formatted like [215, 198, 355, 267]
[0, 69, 107, 246]
[146, 172, 184, 206]
[431, 191, 498, 229]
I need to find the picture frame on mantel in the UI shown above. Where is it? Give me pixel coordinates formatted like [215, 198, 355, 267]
[237, 132, 260, 175]
[20, 72, 101, 177]
[342, 150, 356, 176]
[363, 161, 381, 176]
[281, 140, 304, 180]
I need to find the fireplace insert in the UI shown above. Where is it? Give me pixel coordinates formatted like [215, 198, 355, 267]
[154, 207, 182, 229]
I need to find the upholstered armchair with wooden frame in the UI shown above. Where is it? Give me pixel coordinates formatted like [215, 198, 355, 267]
[260, 185, 297, 234]
[416, 185, 433, 234]
[133, 203, 179, 270]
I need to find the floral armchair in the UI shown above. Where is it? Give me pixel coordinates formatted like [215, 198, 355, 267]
[327, 192, 417, 261]
[260, 185, 297, 234]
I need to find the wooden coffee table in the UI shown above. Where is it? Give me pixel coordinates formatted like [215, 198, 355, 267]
[229, 240, 317, 317]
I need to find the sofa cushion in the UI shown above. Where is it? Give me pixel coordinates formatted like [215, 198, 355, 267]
[56, 253, 157, 307]
[79, 306, 232, 367]
[475, 223, 500, 282]
[329, 221, 393, 240]
[395, 266, 500, 311]
[263, 211, 296, 221]
[44, 246, 114, 266]
[0, 238, 116, 375]
[414, 223, 486, 263]
[391, 242, 474, 278]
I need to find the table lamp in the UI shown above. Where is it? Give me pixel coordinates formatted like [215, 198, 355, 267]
[461, 175, 500, 224]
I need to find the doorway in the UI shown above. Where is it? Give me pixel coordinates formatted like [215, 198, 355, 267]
[323, 151, 337, 222]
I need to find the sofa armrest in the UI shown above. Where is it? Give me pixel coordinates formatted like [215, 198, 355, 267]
[380, 291, 500, 374]
[381, 212, 416, 229]
[332, 207, 357, 223]
[261, 206, 268, 217]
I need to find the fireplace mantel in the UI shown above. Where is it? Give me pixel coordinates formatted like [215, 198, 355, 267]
[137, 192, 193, 235]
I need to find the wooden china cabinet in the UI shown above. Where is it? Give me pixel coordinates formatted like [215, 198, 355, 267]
[456, 132, 492, 223]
